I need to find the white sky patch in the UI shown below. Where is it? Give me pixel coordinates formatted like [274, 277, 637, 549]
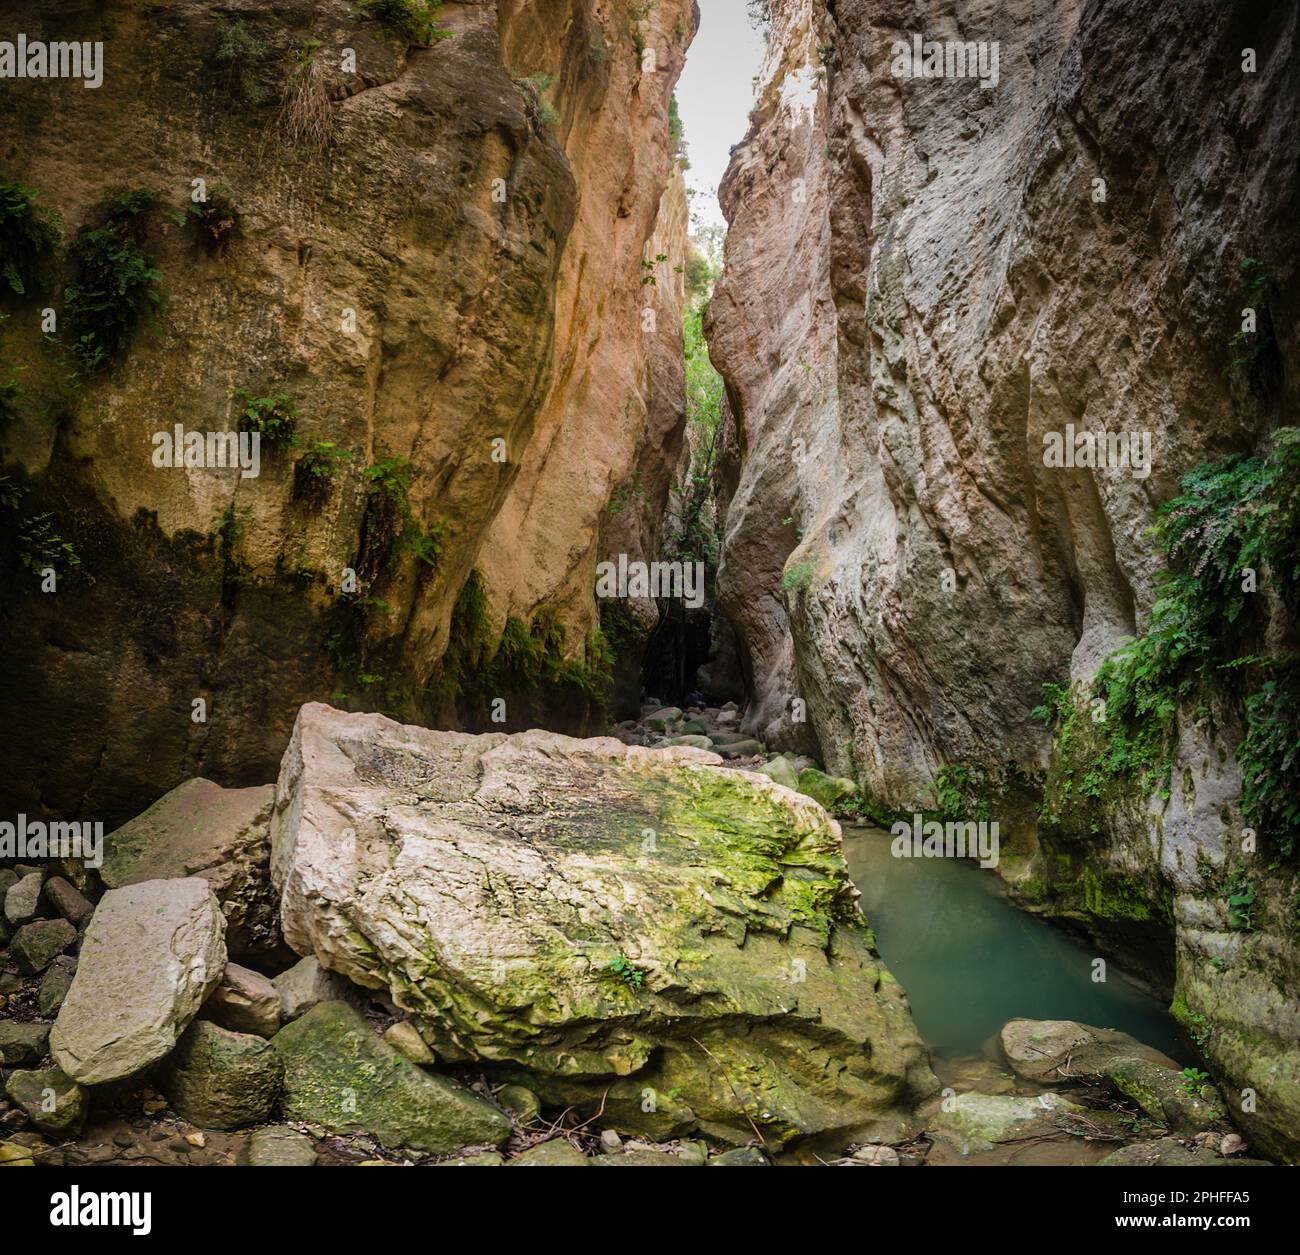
[674, 2, 768, 232]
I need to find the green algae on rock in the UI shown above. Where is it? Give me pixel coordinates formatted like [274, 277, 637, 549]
[272, 703, 937, 1149]
[272, 1000, 511, 1155]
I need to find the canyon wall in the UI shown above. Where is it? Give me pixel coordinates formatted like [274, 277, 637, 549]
[0, 0, 694, 823]
[708, 0, 1299, 1156]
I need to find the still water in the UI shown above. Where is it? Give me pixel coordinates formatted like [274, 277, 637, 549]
[842, 825, 1187, 1063]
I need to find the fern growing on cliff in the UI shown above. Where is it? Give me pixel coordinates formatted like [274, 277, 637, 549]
[1039, 428, 1300, 856]
[353, 0, 449, 46]
[63, 190, 163, 371]
[0, 179, 61, 297]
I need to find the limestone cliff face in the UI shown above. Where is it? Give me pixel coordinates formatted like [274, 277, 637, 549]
[709, 0, 1298, 1155]
[0, 0, 692, 821]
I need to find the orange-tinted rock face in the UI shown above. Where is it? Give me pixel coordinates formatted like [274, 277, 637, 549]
[0, 0, 694, 820]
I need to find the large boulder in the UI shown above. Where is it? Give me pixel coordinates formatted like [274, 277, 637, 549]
[272, 1001, 511, 1154]
[271, 703, 936, 1147]
[102, 779, 280, 962]
[50, 878, 226, 1084]
[158, 1021, 283, 1131]
[999, 1019, 1181, 1085]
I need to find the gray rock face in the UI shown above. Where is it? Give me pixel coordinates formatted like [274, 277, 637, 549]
[102, 779, 280, 962]
[270, 702, 935, 1147]
[50, 878, 227, 1084]
[706, 0, 1300, 1161]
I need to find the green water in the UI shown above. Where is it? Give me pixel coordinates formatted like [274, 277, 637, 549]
[842, 825, 1188, 1063]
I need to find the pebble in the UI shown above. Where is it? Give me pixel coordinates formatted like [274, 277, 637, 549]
[598, 1129, 623, 1153]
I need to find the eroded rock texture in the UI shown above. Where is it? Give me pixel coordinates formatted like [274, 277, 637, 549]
[708, 0, 1298, 1155]
[0, 0, 694, 823]
[271, 702, 937, 1146]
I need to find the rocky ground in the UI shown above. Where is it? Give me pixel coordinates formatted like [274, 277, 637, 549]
[0, 702, 1272, 1168]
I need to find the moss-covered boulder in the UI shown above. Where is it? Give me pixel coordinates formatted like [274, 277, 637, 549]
[158, 1020, 283, 1131]
[271, 1001, 511, 1154]
[797, 768, 857, 812]
[4, 1067, 87, 1137]
[272, 704, 936, 1148]
[1102, 1056, 1226, 1135]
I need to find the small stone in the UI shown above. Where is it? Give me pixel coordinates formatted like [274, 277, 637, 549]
[508, 1139, 589, 1167]
[851, 1144, 899, 1166]
[0, 1020, 51, 1066]
[186, 1131, 206, 1148]
[384, 1020, 435, 1065]
[592, 1149, 697, 1166]
[37, 957, 77, 1017]
[1220, 1133, 1246, 1156]
[4, 1068, 87, 1137]
[710, 1147, 769, 1166]
[113, 1132, 135, 1148]
[272, 956, 363, 1023]
[12, 918, 77, 975]
[598, 1129, 623, 1153]
[0, 1138, 36, 1166]
[4, 872, 43, 926]
[436, 1151, 504, 1167]
[713, 739, 767, 760]
[238, 1125, 318, 1166]
[497, 1084, 541, 1122]
[42, 878, 94, 929]
[756, 755, 800, 790]
[202, 961, 282, 1038]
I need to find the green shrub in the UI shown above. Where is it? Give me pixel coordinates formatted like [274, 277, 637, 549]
[0, 179, 61, 297]
[63, 190, 163, 371]
[0, 474, 82, 575]
[231, 388, 299, 451]
[363, 456, 447, 569]
[514, 73, 559, 127]
[213, 17, 271, 104]
[353, 0, 448, 46]
[1038, 428, 1300, 855]
[293, 440, 352, 505]
[782, 561, 813, 593]
[185, 189, 239, 254]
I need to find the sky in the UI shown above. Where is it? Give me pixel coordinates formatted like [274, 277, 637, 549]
[674, 2, 769, 235]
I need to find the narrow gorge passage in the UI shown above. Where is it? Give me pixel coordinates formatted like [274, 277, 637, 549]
[0, 0, 1296, 1209]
